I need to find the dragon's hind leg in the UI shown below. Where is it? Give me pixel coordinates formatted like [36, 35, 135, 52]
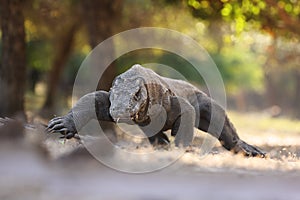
[195, 93, 266, 157]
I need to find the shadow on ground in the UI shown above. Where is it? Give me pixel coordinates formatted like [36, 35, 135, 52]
[1, 119, 300, 200]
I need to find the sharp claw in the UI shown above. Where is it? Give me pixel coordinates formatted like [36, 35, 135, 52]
[234, 140, 266, 158]
[47, 119, 63, 129]
[47, 124, 54, 130]
[53, 124, 64, 130]
[249, 145, 265, 157]
[47, 121, 64, 131]
[161, 138, 170, 145]
[47, 128, 55, 133]
[57, 128, 68, 133]
[249, 149, 265, 158]
[73, 135, 80, 140]
[47, 126, 54, 131]
[49, 129, 56, 133]
[49, 116, 63, 123]
[47, 115, 77, 140]
[48, 127, 61, 133]
[66, 132, 75, 139]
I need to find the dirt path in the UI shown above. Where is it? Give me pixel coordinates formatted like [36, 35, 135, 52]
[1, 114, 300, 200]
[1, 137, 300, 200]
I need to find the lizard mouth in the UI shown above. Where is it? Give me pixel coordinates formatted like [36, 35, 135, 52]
[114, 117, 134, 124]
[132, 113, 143, 123]
[131, 100, 149, 123]
[131, 112, 150, 125]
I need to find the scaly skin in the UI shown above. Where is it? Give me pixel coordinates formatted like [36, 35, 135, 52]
[47, 64, 265, 157]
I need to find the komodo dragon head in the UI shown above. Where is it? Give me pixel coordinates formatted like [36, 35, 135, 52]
[109, 65, 149, 124]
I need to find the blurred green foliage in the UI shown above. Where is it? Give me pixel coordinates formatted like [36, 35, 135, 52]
[27, 40, 52, 71]
[1, 0, 299, 117]
[212, 49, 264, 94]
[188, 0, 300, 37]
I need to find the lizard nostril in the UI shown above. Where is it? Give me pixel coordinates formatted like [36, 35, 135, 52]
[110, 107, 117, 113]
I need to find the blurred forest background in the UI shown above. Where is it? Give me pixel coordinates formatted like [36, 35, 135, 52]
[1, 0, 300, 120]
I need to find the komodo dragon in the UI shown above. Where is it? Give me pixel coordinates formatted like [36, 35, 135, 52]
[47, 64, 265, 157]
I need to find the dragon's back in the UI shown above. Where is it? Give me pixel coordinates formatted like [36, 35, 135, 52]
[126, 65, 204, 99]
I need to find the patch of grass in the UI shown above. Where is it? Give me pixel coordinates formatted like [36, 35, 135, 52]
[228, 111, 300, 136]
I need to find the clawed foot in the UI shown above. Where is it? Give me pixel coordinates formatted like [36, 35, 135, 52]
[233, 140, 266, 158]
[148, 132, 170, 147]
[46, 115, 79, 139]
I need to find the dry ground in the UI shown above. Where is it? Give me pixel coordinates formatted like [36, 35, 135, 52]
[1, 111, 300, 200]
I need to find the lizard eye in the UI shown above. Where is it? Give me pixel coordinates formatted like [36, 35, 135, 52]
[134, 88, 141, 101]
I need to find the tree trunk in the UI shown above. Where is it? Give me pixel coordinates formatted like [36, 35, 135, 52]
[81, 0, 123, 91]
[264, 72, 279, 106]
[263, 39, 280, 109]
[0, 0, 26, 119]
[42, 24, 77, 115]
[235, 91, 246, 112]
[80, 0, 123, 143]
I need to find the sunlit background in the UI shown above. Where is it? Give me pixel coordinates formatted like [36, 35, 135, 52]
[5, 0, 295, 120]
